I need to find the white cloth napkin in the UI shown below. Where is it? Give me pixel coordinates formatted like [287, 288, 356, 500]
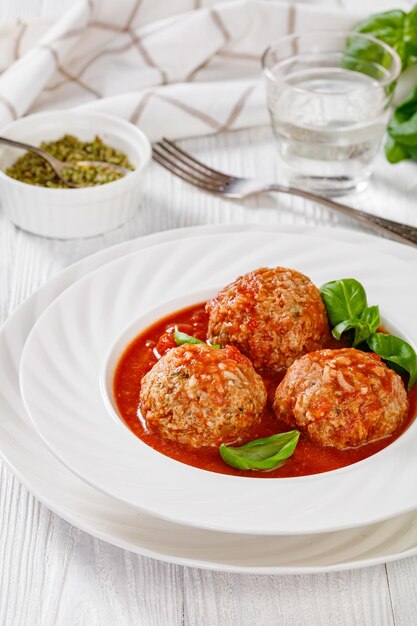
[0, 0, 399, 141]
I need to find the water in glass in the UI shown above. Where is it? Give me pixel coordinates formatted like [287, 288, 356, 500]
[267, 66, 388, 194]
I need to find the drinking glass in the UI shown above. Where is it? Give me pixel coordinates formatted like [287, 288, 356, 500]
[262, 31, 401, 195]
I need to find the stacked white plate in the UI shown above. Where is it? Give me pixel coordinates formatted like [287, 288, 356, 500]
[3, 223, 417, 574]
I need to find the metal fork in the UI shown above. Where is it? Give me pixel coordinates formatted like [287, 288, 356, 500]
[153, 138, 417, 247]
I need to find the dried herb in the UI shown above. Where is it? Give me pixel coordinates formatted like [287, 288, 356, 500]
[6, 134, 134, 188]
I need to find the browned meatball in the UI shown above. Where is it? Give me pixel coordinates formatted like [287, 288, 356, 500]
[273, 348, 408, 449]
[206, 267, 330, 373]
[139, 343, 267, 448]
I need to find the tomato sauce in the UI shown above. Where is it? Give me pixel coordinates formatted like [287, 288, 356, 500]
[113, 303, 416, 478]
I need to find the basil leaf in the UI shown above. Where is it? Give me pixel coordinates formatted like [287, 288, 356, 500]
[389, 87, 417, 146]
[320, 279, 367, 327]
[389, 116, 417, 147]
[385, 135, 409, 163]
[367, 333, 417, 390]
[354, 9, 406, 50]
[355, 305, 380, 346]
[343, 36, 395, 81]
[348, 7, 417, 164]
[385, 87, 417, 162]
[403, 145, 417, 160]
[391, 85, 417, 123]
[332, 306, 379, 347]
[352, 8, 417, 69]
[173, 327, 220, 349]
[173, 327, 205, 346]
[332, 318, 361, 341]
[219, 430, 300, 471]
[383, 65, 417, 164]
[361, 305, 380, 327]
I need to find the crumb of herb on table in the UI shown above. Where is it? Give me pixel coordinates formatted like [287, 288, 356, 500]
[5, 134, 134, 188]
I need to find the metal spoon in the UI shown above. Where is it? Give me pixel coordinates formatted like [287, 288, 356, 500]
[0, 136, 131, 187]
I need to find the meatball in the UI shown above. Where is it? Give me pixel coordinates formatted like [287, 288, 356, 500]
[206, 267, 330, 373]
[273, 348, 408, 449]
[139, 343, 267, 448]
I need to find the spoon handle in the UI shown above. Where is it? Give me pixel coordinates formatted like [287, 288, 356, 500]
[0, 137, 130, 177]
[0, 135, 60, 170]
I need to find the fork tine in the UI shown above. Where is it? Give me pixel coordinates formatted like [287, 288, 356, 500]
[160, 138, 231, 183]
[157, 142, 230, 184]
[153, 145, 224, 189]
[152, 149, 224, 192]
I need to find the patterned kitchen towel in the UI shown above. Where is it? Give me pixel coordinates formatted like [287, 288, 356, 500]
[0, 0, 398, 141]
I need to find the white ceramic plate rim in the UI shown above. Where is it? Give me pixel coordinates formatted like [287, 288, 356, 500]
[3, 223, 417, 573]
[19, 230, 417, 536]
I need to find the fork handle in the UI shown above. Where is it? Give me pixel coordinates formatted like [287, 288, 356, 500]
[264, 184, 417, 247]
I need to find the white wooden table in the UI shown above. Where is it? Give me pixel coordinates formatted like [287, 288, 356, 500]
[2, 2, 417, 625]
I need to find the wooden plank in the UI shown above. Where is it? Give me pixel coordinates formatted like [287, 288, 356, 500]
[183, 566, 394, 626]
[0, 463, 184, 625]
[386, 558, 417, 626]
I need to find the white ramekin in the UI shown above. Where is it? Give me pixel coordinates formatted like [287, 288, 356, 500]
[0, 111, 151, 239]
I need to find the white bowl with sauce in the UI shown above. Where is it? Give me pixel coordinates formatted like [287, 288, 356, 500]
[18, 232, 417, 536]
[0, 111, 151, 239]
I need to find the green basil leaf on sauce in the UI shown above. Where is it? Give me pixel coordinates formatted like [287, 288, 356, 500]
[219, 430, 300, 471]
[173, 327, 220, 349]
[173, 327, 205, 346]
[367, 333, 417, 390]
[320, 278, 368, 327]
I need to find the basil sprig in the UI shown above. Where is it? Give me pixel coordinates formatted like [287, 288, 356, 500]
[347, 6, 417, 164]
[320, 278, 417, 389]
[332, 305, 380, 347]
[219, 430, 300, 471]
[320, 279, 379, 347]
[352, 8, 417, 70]
[386, 87, 417, 164]
[173, 326, 220, 349]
